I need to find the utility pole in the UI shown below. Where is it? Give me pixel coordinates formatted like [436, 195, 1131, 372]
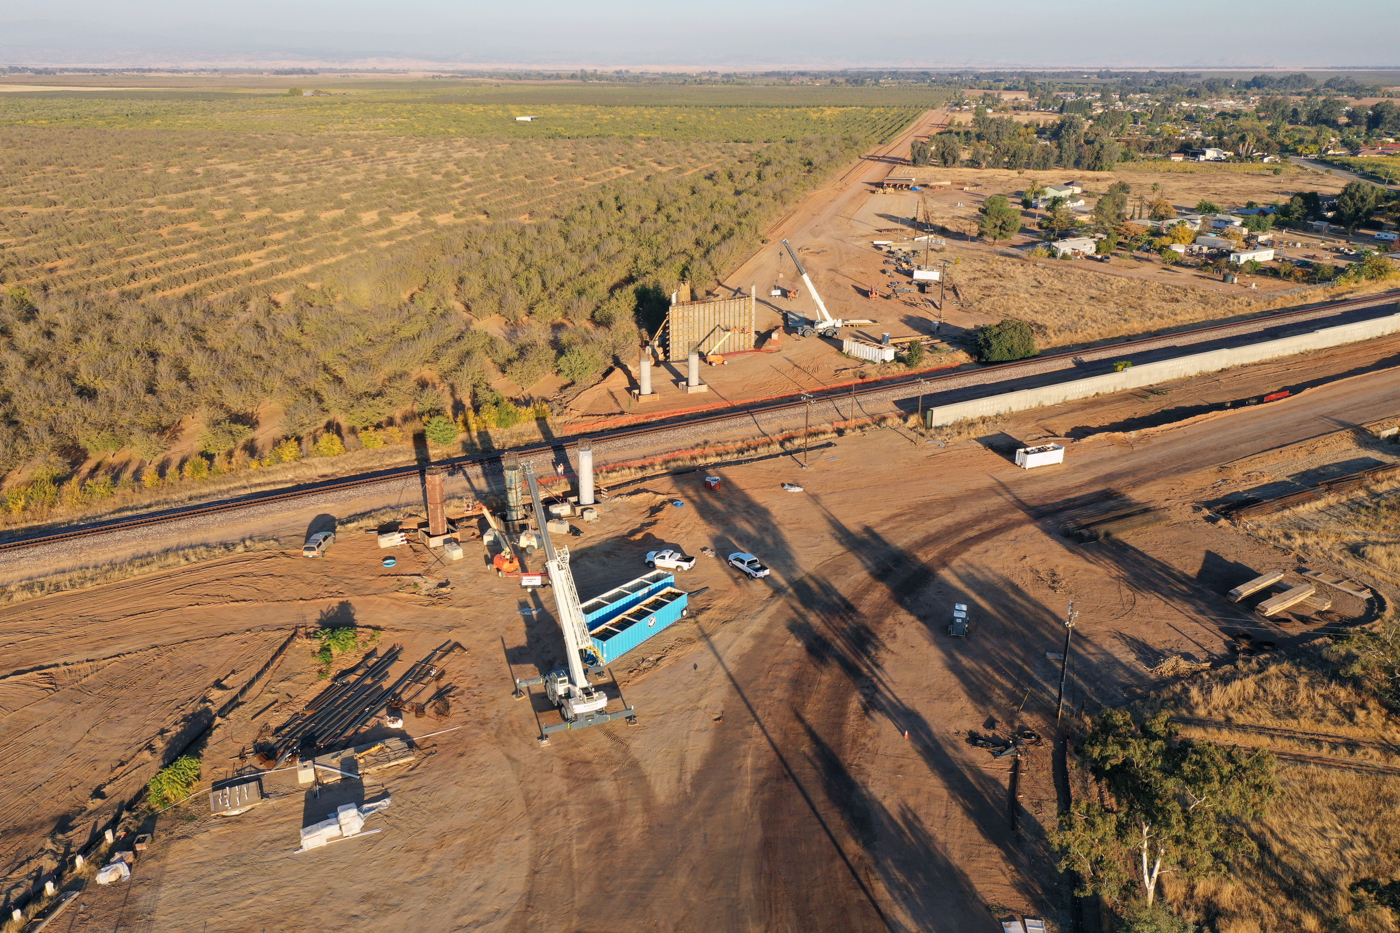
[849, 382, 856, 425]
[1055, 601, 1078, 725]
[916, 379, 926, 429]
[802, 393, 812, 468]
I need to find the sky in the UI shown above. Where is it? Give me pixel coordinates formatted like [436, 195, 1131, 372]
[1, 0, 1397, 71]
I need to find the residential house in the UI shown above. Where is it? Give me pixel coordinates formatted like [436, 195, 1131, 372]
[1047, 236, 1098, 258]
[1184, 147, 1229, 162]
[1230, 248, 1275, 264]
[1357, 144, 1400, 158]
[1168, 152, 1186, 162]
[1195, 235, 1235, 249]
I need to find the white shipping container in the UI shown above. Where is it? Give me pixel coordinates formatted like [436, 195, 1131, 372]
[912, 268, 941, 281]
[841, 338, 896, 363]
[1015, 444, 1065, 469]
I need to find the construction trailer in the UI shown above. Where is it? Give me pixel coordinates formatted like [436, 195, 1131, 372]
[663, 291, 756, 362]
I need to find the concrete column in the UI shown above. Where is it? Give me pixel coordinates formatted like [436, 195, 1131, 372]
[687, 351, 700, 388]
[577, 443, 595, 507]
[43, 880, 55, 897]
[12, 907, 22, 923]
[104, 829, 114, 844]
[503, 453, 524, 526]
[74, 855, 85, 870]
[639, 350, 652, 396]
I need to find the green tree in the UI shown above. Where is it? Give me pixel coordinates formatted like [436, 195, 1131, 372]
[976, 319, 1036, 362]
[1336, 180, 1386, 233]
[1038, 197, 1078, 237]
[932, 134, 961, 167]
[902, 340, 925, 368]
[1022, 179, 1046, 210]
[1095, 181, 1131, 227]
[423, 414, 459, 446]
[910, 139, 931, 167]
[1194, 199, 1222, 214]
[1096, 231, 1119, 255]
[978, 195, 1022, 243]
[1051, 710, 1275, 909]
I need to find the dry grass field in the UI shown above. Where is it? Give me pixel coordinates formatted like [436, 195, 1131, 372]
[1146, 655, 1400, 932]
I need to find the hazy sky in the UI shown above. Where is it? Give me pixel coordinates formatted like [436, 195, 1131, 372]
[2, 0, 1397, 69]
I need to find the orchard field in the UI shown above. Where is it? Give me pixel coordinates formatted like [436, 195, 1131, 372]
[0, 80, 936, 514]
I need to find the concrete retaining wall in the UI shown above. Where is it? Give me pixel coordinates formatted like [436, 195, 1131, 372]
[926, 311, 1400, 428]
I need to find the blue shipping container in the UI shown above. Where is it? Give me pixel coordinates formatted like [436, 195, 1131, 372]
[581, 570, 674, 630]
[589, 588, 689, 664]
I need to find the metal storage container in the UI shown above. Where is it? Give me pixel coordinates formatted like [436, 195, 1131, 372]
[841, 337, 897, 363]
[589, 588, 689, 663]
[580, 570, 673, 629]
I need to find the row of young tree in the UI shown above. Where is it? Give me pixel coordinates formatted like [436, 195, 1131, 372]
[0, 129, 877, 482]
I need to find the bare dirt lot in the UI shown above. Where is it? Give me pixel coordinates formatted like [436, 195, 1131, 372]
[5, 352, 1399, 932]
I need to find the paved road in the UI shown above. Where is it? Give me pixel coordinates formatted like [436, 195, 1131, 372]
[1289, 155, 1399, 193]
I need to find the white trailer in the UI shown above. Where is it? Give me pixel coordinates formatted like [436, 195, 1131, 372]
[1015, 444, 1065, 469]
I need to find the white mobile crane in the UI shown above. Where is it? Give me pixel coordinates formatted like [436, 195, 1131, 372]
[778, 238, 876, 338]
[513, 461, 635, 741]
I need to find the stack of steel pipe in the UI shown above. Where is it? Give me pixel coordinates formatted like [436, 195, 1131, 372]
[271, 646, 402, 765]
[316, 641, 462, 751]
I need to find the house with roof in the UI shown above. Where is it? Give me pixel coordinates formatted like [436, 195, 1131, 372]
[1047, 236, 1098, 258]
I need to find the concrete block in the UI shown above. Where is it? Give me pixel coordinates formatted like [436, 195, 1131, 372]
[1259, 584, 1316, 617]
[581, 508, 599, 523]
[548, 502, 574, 519]
[297, 759, 315, 785]
[546, 519, 570, 535]
[1227, 570, 1285, 602]
[443, 540, 464, 561]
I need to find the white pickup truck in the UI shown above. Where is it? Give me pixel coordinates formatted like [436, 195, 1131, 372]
[645, 549, 696, 571]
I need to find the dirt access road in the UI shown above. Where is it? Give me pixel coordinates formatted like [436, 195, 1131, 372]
[712, 106, 950, 324]
[5, 353, 1396, 932]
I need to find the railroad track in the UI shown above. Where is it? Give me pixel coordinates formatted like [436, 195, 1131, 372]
[0, 290, 1395, 555]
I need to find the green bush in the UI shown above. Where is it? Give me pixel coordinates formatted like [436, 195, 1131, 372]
[558, 346, 605, 384]
[147, 755, 201, 810]
[314, 627, 360, 666]
[423, 414, 459, 446]
[313, 432, 347, 457]
[1118, 904, 1195, 933]
[199, 419, 253, 455]
[976, 319, 1036, 363]
[902, 341, 925, 369]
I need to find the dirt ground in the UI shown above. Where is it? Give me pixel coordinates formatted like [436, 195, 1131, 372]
[4, 353, 1397, 931]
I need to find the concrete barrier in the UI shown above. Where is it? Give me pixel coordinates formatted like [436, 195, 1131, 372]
[926, 312, 1400, 428]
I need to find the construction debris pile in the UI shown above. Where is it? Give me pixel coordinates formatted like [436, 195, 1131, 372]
[298, 798, 392, 852]
[264, 641, 461, 765]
